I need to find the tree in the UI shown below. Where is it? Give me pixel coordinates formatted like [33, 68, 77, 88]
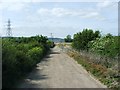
[105, 33, 113, 38]
[64, 35, 72, 42]
[72, 29, 101, 50]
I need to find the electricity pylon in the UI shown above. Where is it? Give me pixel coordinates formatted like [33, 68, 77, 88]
[6, 19, 12, 37]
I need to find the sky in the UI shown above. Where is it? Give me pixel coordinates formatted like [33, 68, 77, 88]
[0, 0, 119, 38]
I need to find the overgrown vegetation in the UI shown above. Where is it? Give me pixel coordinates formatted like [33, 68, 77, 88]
[70, 29, 119, 89]
[2, 35, 53, 88]
[67, 50, 119, 89]
[88, 33, 119, 59]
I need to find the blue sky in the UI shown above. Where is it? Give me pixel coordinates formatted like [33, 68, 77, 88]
[0, 0, 118, 38]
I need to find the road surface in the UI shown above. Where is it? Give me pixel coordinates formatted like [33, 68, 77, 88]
[18, 46, 107, 88]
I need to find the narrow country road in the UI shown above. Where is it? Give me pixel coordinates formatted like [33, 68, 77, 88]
[18, 46, 107, 88]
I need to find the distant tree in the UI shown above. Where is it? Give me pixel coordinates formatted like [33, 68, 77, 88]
[94, 31, 101, 38]
[105, 33, 113, 38]
[64, 35, 73, 42]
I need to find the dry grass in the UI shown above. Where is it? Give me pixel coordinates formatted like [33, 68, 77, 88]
[67, 50, 119, 89]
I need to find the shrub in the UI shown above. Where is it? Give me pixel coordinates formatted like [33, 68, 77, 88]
[2, 36, 50, 88]
[27, 47, 44, 64]
[72, 29, 100, 50]
[15, 51, 32, 73]
[2, 41, 18, 87]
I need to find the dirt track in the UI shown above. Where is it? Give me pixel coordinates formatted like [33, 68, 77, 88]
[18, 46, 107, 88]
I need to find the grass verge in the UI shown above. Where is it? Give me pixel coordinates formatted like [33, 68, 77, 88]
[67, 50, 119, 89]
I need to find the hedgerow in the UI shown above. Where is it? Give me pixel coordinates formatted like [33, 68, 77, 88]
[2, 35, 53, 88]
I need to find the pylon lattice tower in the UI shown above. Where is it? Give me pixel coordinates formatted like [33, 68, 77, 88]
[6, 19, 12, 37]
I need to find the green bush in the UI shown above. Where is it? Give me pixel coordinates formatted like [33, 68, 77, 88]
[72, 29, 100, 50]
[27, 47, 44, 64]
[2, 41, 18, 87]
[47, 40, 55, 48]
[2, 35, 50, 88]
[71, 33, 119, 88]
[89, 36, 119, 58]
[15, 51, 32, 72]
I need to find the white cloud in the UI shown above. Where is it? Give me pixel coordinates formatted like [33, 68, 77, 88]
[0, 0, 29, 11]
[82, 12, 99, 18]
[32, 0, 119, 2]
[0, 0, 31, 3]
[97, 0, 117, 9]
[37, 7, 105, 20]
[51, 8, 67, 17]
[0, 0, 119, 3]
[37, 8, 50, 15]
[38, 8, 70, 17]
[8, 3, 27, 11]
[3, 3, 28, 11]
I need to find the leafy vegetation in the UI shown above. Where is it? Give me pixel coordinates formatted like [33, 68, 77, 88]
[72, 29, 101, 50]
[47, 40, 55, 48]
[64, 35, 73, 42]
[88, 34, 119, 59]
[70, 29, 119, 88]
[2, 35, 53, 88]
